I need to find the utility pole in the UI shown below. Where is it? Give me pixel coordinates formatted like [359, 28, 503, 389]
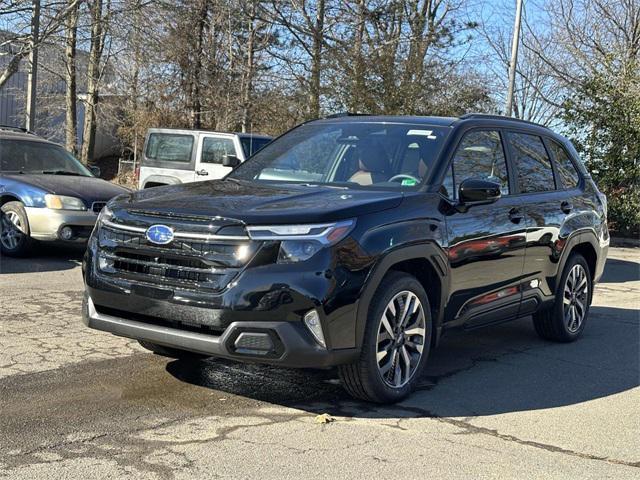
[25, 0, 41, 132]
[504, 0, 523, 117]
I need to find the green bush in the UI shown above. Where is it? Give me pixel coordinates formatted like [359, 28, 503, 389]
[604, 186, 640, 237]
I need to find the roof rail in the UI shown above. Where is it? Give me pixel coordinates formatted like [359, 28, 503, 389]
[459, 113, 548, 129]
[0, 124, 37, 135]
[324, 112, 372, 119]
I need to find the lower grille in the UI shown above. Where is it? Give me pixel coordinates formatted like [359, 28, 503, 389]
[94, 304, 225, 335]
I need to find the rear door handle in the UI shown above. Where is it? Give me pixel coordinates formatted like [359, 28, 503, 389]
[561, 201, 573, 213]
[509, 207, 523, 224]
[196, 169, 209, 176]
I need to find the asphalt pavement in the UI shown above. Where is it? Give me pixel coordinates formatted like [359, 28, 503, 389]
[0, 245, 638, 479]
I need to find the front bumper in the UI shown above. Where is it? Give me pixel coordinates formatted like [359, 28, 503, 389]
[25, 207, 98, 241]
[82, 294, 357, 368]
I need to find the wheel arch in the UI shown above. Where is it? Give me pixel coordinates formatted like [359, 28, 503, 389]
[141, 175, 182, 189]
[558, 231, 599, 281]
[570, 242, 598, 280]
[355, 243, 448, 350]
[0, 194, 23, 207]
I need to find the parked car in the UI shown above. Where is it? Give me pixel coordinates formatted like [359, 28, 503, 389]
[0, 127, 130, 256]
[82, 113, 609, 403]
[138, 128, 272, 189]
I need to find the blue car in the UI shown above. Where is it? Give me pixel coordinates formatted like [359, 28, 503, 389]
[0, 127, 130, 256]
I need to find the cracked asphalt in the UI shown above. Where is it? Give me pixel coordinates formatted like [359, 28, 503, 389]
[0, 245, 638, 479]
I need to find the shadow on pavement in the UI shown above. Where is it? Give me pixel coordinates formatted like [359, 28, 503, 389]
[599, 257, 640, 283]
[167, 304, 639, 418]
[0, 243, 85, 274]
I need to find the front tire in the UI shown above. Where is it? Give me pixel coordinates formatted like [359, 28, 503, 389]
[533, 253, 592, 342]
[1, 201, 33, 257]
[339, 271, 433, 403]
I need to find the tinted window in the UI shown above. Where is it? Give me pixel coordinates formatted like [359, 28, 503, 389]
[240, 137, 271, 158]
[549, 140, 580, 189]
[508, 133, 556, 193]
[452, 130, 509, 196]
[145, 134, 193, 163]
[202, 137, 236, 164]
[229, 123, 450, 189]
[0, 140, 92, 176]
[440, 163, 454, 198]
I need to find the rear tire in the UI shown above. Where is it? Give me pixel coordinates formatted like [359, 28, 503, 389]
[338, 271, 433, 403]
[1, 201, 33, 257]
[533, 253, 592, 342]
[138, 340, 208, 360]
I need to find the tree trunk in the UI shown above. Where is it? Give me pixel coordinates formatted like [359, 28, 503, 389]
[308, 0, 324, 119]
[64, 0, 79, 155]
[81, 0, 105, 165]
[241, 1, 257, 133]
[349, 0, 366, 112]
[189, 0, 208, 129]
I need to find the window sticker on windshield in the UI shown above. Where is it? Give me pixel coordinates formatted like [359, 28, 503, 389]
[401, 178, 418, 186]
[407, 129, 437, 140]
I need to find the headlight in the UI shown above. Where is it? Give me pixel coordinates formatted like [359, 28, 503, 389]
[247, 220, 355, 263]
[45, 194, 86, 211]
[96, 204, 113, 224]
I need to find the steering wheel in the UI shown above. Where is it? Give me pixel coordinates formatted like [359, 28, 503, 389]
[388, 174, 421, 184]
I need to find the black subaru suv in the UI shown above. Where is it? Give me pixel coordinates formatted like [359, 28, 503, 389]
[82, 114, 609, 403]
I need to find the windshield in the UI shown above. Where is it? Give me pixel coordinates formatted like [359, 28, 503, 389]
[228, 122, 450, 188]
[240, 136, 271, 158]
[0, 140, 93, 176]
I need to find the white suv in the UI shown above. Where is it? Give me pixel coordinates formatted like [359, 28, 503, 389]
[138, 128, 271, 189]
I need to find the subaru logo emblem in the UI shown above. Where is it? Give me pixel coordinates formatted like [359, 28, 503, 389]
[146, 224, 174, 245]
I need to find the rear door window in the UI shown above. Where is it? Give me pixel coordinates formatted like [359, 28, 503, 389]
[548, 140, 580, 189]
[507, 132, 556, 193]
[145, 134, 194, 163]
[451, 129, 510, 197]
[202, 137, 237, 164]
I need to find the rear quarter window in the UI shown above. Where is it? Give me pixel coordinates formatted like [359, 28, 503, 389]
[549, 140, 580, 189]
[145, 134, 194, 163]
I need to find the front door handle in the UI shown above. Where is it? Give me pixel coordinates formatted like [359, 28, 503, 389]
[508, 207, 523, 224]
[196, 169, 209, 176]
[561, 201, 573, 213]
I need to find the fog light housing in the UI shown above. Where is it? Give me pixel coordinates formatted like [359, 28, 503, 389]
[304, 309, 326, 348]
[60, 226, 74, 240]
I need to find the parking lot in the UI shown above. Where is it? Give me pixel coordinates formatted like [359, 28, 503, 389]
[0, 246, 638, 479]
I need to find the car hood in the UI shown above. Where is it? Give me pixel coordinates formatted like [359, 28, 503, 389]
[4, 174, 130, 205]
[116, 179, 404, 224]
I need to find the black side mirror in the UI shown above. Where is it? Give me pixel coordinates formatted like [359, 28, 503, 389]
[89, 165, 101, 177]
[458, 178, 501, 206]
[222, 155, 240, 168]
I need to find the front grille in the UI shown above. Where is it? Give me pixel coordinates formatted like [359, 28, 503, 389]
[92, 202, 107, 213]
[96, 214, 258, 292]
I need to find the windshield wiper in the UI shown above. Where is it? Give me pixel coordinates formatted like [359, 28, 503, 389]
[42, 170, 85, 176]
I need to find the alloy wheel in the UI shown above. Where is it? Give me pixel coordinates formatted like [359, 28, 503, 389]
[0, 211, 25, 251]
[563, 264, 589, 333]
[376, 290, 426, 388]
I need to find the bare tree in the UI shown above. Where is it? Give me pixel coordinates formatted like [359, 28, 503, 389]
[80, 0, 109, 164]
[0, 0, 82, 89]
[64, 0, 79, 153]
[474, 3, 564, 126]
[268, 0, 330, 119]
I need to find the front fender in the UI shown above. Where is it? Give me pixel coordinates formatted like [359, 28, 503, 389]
[354, 241, 448, 350]
[0, 178, 48, 207]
